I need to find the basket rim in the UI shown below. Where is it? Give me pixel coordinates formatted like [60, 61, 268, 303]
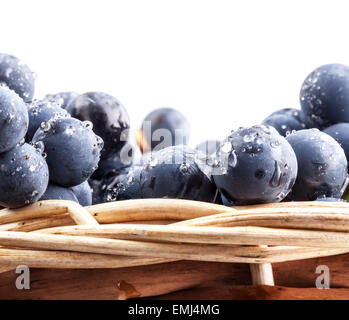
[0, 198, 349, 287]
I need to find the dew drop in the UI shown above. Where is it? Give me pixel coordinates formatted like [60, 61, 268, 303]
[83, 121, 93, 129]
[179, 163, 190, 174]
[228, 150, 237, 167]
[243, 134, 254, 143]
[65, 126, 76, 135]
[269, 161, 282, 187]
[255, 137, 264, 145]
[40, 121, 51, 133]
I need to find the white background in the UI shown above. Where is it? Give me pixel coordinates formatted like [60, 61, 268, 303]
[2, 0, 349, 145]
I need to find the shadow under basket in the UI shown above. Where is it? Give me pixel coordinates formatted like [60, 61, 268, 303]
[0, 198, 349, 300]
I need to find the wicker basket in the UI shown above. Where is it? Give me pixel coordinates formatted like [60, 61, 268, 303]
[1, 198, 349, 300]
